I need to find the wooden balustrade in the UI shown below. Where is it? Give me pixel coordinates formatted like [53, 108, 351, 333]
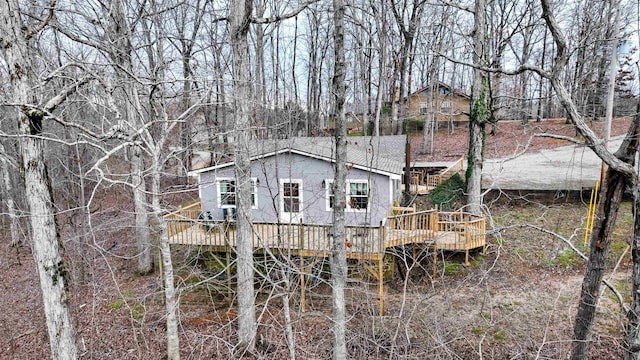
[164, 202, 485, 263]
[415, 156, 465, 194]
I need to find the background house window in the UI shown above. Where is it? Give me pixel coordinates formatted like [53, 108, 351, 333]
[218, 179, 256, 208]
[419, 102, 429, 114]
[441, 100, 452, 113]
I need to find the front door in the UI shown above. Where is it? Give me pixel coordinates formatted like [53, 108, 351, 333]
[280, 179, 303, 223]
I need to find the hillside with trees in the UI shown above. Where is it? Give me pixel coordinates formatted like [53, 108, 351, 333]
[1, 0, 639, 359]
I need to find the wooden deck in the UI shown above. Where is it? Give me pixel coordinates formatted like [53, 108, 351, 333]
[163, 202, 485, 315]
[165, 202, 485, 263]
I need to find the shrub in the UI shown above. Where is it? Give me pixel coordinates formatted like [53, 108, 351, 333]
[429, 173, 465, 210]
[403, 118, 424, 134]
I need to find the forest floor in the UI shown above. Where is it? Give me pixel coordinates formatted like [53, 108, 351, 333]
[0, 117, 635, 359]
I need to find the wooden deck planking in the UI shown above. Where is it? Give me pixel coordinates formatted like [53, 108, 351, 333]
[167, 221, 483, 258]
[167, 222, 390, 260]
[165, 205, 486, 261]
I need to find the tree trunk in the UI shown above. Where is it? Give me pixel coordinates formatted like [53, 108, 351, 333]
[371, 0, 387, 137]
[107, 0, 153, 274]
[627, 168, 640, 359]
[132, 146, 153, 274]
[569, 105, 638, 358]
[0, 142, 20, 246]
[230, 0, 257, 351]
[466, 0, 488, 215]
[151, 158, 181, 360]
[331, 0, 348, 358]
[571, 167, 627, 359]
[0, 0, 78, 357]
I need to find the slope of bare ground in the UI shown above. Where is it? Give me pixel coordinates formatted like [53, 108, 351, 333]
[0, 118, 635, 359]
[411, 117, 633, 162]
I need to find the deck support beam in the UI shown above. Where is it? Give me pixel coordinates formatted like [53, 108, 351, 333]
[300, 256, 306, 313]
[432, 241, 438, 279]
[363, 257, 385, 316]
[378, 256, 384, 316]
[226, 248, 232, 306]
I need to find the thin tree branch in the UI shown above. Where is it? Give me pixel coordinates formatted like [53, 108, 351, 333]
[26, 0, 57, 39]
[250, 0, 319, 24]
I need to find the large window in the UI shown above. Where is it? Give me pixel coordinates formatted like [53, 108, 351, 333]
[326, 180, 369, 211]
[217, 178, 256, 208]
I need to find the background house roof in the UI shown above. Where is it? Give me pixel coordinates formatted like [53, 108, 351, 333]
[409, 81, 471, 99]
[191, 135, 406, 176]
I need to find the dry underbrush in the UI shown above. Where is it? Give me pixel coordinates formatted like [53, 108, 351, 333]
[1, 197, 635, 359]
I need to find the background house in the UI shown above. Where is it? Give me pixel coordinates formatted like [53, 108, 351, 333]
[404, 81, 470, 122]
[326, 101, 377, 134]
[189, 136, 406, 226]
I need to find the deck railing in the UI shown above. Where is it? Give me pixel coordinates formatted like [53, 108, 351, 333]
[436, 211, 486, 248]
[164, 210, 385, 258]
[425, 156, 465, 189]
[384, 209, 439, 248]
[164, 202, 485, 257]
[164, 202, 202, 237]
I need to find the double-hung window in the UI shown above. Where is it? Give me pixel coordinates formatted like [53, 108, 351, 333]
[217, 178, 257, 208]
[348, 181, 369, 210]
[326, 179, 369, 211]
[419, 102, 429, 114]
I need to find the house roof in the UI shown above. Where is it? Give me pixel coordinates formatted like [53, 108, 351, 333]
[409, 81, 471, 99]
[189, 135, 406, 177]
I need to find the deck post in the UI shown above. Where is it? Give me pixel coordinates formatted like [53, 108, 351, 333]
[226, 248, 232, 306]
[432, 238, 437, 280]
[299, 219, 306, 312]
[464, 221, 470, 265]
[378, 255, 384, 316]
[300, 256, 306, 313]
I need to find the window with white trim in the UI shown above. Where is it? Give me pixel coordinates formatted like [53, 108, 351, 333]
[217, 178, 257, 208]
[326, 179, 369, 211]
[218, 179, 236, 206]
[440, 100, 452, 113]
[325, 179, 335, 211]
[348, 181, 369, 210]
[282, 182, 301, 213]
[419, 102, 429, 114]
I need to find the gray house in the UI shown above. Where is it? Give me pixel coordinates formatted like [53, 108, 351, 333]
[189, 136, 406, 226]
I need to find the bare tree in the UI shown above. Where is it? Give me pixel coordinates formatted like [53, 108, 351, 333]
[331, 0, 348, 357]
[390, 0, 425, 135]
[0, 0, 78, 357]
[229, 0, 257, 351]
[105, 0, 153, 274]
[528, 1, 639, 358]
[466, 0, 489, 215]
[171, 0, 206, 174]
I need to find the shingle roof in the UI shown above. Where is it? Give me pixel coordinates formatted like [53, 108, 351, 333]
[191, 135, 406, 176]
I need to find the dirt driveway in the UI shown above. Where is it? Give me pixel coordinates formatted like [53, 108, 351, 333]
[482, 137, 623, 190]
